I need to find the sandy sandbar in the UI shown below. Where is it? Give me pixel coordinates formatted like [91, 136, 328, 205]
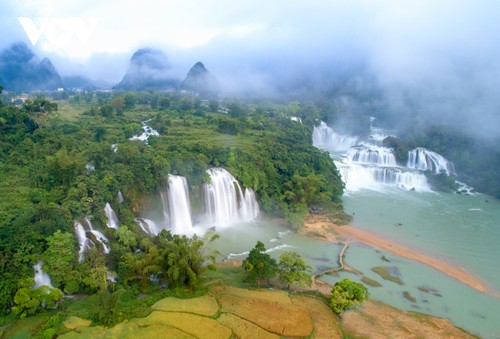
[303, 215, 495, 295]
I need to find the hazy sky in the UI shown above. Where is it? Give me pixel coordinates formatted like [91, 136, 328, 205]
[1, 0, 500, 139]
[1, 0, 498, 80]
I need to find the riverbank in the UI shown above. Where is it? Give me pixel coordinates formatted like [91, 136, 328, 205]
[302, 214, 494, 295]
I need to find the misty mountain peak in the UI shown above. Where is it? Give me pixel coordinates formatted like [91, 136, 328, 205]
[115, 47, 178, 90]
[0, 42, 62, 91]
[181, 61, 220, 98]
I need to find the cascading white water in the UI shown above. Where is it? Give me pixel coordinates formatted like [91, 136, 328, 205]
[312, 121, 358, 153]
[135, 218, 160, 236]
[104, 202, 119, 229]
[346, 145, 397, 166]
[407, 148, 455, 175]
[337, 163, 429, 192]
[74, 221, 91, 262]
[74, 218, 111, 260]
[117, 191, 124, 204]
[129, 120, 159, 144]
[33, 262, 53, 289]
[314, 122, 431, 192]
[165, 175, 193, 235]
[204, 168, 259, 227]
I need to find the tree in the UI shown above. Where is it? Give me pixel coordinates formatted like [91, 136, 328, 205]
[329, 278, 369, 315]
[12, 286, 63, 318]
[278, 251, 311, 289]
[242, 241, 277, 286]
[115, 225, 137, 250]
[43, 230, 78, 293]
[157, 230, 218, 289]
[23, 98, 58, 128]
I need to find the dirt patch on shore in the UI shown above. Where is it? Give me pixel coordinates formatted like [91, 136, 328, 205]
[341, 300, 476, 338]
[303, 213, 493, 294]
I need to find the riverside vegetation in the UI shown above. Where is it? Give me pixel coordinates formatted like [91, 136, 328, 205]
[0, 88, 357, 336]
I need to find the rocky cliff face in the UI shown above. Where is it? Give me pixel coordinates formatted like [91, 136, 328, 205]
[181, 62, 220, 98]
[115, 48, 178, 90]
[0, 42, 62, 91]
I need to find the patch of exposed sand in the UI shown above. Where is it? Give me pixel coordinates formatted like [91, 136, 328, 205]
[302, 214, 493, 294]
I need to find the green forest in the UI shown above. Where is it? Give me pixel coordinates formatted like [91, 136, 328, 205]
[0, 88, 348, 328]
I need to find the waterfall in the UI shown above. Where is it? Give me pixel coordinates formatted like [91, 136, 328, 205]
[337, 164, 429, 192]
[129, 120, 159, 144]
[104, 202, 119, 229]
[135, 218, 160, 236]
[74, 221, 91, 262]
[166, 174, 193, 234]
[407, 148, 455, 175]
[159, 175, 193, 235]
[86, 218, 110, 254]
[117, 191, 124, 204]
[203, 168, 259, 227]
[313, 122, 432, 192]
[33, 262, 53, 289]
[312, 121, 358, 153]
[346, 145, 397, 166]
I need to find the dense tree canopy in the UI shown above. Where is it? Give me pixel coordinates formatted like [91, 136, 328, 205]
[0, 91, 346, 314]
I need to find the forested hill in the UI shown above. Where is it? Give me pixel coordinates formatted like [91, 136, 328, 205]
[0, 89, 345, 312]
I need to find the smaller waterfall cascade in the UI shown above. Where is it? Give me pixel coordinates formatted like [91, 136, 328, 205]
[312, 121, 358, 153]
[33, 262, 53, 289]
[135, 218, 160, 236]
[74, 218, 110, 261]
[129, 120, 159, 144]
[86, 218, 110, 254]
[74, 221, 91, 262]
[346, 145, 397, 166]
[407, 148, 455, 175]
[204, 168, 259, 227]
[104, 203, 119, 229]
[166, 175, 193, 235]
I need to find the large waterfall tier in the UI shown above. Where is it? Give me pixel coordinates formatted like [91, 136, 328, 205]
[312, 121, 358, 153]
[33, 262, 53, 289]
[104, 202, 119, 229]
[407, 148, 456, 176]
[346, 144, 397, 166]
[337, 163, 430, 192]
[162, 174, 194, 235]
[204, 168, 259, 227]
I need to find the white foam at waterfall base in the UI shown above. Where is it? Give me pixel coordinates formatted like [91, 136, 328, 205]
[203, 168, 259, 228]
[104, 202, 119, 229]
[336, 162, 431, 193]
[33, 262, 53, 289]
